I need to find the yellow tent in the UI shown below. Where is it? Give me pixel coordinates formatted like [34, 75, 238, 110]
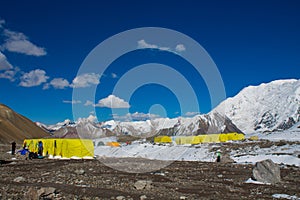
[201, 134, 220, 143]
[106, 142, 120, 147]
[175, 136, 201, 145]
[23, 138, 94, 158]
[157, 133, 245, 145]
[249, 136, 259, 141]
[219, 133, 229, 142]
[226, 133, 245, 141]
[154, 136, 172, 143]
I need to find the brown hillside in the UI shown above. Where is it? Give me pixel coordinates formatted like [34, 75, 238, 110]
[0, 104, 48, 144]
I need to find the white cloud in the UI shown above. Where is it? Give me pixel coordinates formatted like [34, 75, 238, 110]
[129, 112, 160, 121]
[0, 67, 20, 81]
[84, 100, 94, 106]
[87, 114, 97, 122]
[77, 114, 98, 123]
[89, 111, 95, 115]
[62, 100, 81, 104]
[42, 83, 50, 90]
[19, 69, 49, 87]
[137, 40, 186, 53]
[1, 29, 46, 56]
[111, 73, 118, 78]
[0, 51, 13, 70]
[95, 95, 130, 108]
[113, 112, 161, 121]
[184, 111, 200, 117]
[175, 44, 186, 52]
[70, 73, 100, 88]
[49, 78, 70, 89]
[137, 39, 171, 51]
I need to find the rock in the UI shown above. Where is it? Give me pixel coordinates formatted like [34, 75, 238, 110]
[37, 187, 56, 197]
[252, 159, 281, 184]
[25, 187, 38, 199]
[140, 195, 147, 200]
[134, 180, 152, 190]
[13, 176, 25, 182]
[75, 169, 85, 175]
[180, 196, 187, 199]
[116, 196, 125, 200]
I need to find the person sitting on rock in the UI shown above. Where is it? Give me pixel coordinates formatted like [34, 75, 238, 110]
[16, 147, 30, 160]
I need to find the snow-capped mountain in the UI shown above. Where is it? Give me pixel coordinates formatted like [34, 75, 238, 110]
[43, 112, 242, 138]
[214, 79, 300, 134]
[42, 79, 300, 137]
[102, 111, 241, 137]
[36, 119, 76, 133]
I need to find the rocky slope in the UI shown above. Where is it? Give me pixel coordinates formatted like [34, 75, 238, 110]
[0, 104, 48, 144]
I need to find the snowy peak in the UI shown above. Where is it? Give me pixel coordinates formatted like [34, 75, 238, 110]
[215, 79, 300, 133]
[46, 112, 242, 139]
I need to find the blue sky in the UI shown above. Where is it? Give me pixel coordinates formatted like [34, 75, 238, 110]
[0, 0, 299, 124]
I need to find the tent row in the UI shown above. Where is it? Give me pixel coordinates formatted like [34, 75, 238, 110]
[23, 138, 94, 158]
[154, 133, 245, 144]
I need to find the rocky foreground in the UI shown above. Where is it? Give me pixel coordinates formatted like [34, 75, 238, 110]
[0, 144, 299, 200]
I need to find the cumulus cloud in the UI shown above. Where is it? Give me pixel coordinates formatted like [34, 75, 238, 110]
[137, 40, 186, 53]
[70, 73, 100, 88]
[95, 95, 130, 108]
[77, 114, 98, 123]
[0, 67, 20, 81]
[1, 29, 46, 56]
[175, 44, 186, 52]
[42, 83, 50, 90]
[137, 39, 171, 51]
[111, 73, 118, 78]
[49, 78, 70, 89]
[89, 111, 95, 115]
[62, 100, 81, 104]
[0, 51, 13, 70]
[113, 112, 161, 121]
[84, 100, 94, 106]
[19, 69, 49, 87]
[184, 111, 200, 117]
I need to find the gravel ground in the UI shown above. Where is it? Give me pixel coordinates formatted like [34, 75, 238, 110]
[0, 143, 299, 200]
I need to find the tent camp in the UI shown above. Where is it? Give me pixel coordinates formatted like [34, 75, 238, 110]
[175, 136, 201, 145]
[106, 142, 120, 147]
[155, 133, 245, 145]
[154, 136, 172, 143]
[23, 138, 94, 159]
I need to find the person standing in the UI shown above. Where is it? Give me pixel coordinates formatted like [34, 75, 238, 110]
[11, 141, 16, 155]
[38, 141, 43, 156]
[216, 150, 221, 162]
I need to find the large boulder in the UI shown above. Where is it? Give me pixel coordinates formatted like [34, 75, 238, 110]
[134, 180, 152, 190]
[252, 159, 281, 184]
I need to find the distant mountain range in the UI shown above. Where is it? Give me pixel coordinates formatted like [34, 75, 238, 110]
[41, 79, 299, 137]
[1, 79, 299, 143]
[37, 111, 242, 139]
[0, 104, 48, 144]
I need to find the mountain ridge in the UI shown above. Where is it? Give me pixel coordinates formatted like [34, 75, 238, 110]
[0, 104, 48, 144]
[41, 79, 300, 137]
[214, 79, 300, 133]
